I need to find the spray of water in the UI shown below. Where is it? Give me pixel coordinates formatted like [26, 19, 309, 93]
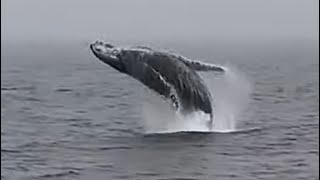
[140, 64, 252, 134]
[202, 65, 252, 132]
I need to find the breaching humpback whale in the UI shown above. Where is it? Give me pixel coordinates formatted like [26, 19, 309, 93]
[90, 41, 225, 129]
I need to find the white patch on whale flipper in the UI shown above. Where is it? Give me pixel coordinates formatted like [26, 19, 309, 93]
[179, 58, 226, 72]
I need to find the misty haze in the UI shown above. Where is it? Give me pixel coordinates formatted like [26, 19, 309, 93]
[1, 0, 319, 180]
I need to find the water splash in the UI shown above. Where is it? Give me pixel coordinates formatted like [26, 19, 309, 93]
[202, 65, 252, 132]
[140, 64, 252, 134]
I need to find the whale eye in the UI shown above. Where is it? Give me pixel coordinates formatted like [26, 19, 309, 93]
[95, 45, 106, 53]
[95, 47, 101, 52]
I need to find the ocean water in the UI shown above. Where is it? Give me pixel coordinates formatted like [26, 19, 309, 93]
[1, 40, 319, 180]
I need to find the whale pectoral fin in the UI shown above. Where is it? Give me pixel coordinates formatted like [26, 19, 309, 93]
[181, 59, 225, 72]
[137, 63, 172, 99]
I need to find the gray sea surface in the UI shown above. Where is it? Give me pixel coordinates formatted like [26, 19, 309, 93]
[1, 40, 319, 180]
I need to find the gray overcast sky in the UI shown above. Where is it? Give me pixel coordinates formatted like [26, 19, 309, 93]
[1, 0, 319, 43]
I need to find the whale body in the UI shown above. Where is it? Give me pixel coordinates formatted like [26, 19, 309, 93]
[90, 41, 225, 128]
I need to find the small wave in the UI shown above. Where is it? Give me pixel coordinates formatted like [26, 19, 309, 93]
[1, 86, 35, 91]
[98, 146, 132, 151]
[1, 87, 19, 91]
[38, 170, 79, 178]
[1, 148, 21, 153]
[103, 94, 118, 98]
[55, 88, 73, 92]
[24, 97, 42, 102]
[135, 172, 162, 176]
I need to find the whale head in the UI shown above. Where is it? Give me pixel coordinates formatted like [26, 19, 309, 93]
[90, 41, 125, 72]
